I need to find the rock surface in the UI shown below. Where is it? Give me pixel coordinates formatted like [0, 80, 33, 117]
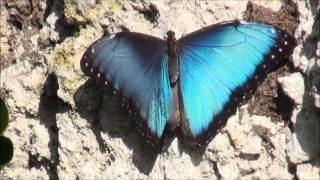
[1, 0, 319, 179]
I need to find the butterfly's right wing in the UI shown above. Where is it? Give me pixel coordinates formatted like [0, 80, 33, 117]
[177, 20, 296, 145]
[80, 32, 173, 145]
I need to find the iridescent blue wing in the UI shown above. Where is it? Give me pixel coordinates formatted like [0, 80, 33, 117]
[177, 20, 296, 145]
[80, 32, 173, 145]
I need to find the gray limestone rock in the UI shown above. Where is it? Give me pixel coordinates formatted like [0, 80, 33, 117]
[0, 0, 319, 179]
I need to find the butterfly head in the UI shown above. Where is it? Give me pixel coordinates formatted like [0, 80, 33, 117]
[166, 30, 176, 41]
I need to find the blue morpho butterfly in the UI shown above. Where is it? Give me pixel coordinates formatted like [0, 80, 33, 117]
[80, 20, 296, 147]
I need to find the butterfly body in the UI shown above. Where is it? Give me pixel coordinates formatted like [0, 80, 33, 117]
[80, 20, 296, 147]
[166, 30, 179, 85]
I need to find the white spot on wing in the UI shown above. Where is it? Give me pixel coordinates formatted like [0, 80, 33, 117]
[271, 28, 276, 34]
[103, 34, 116, 41]
[239, 20, 249, 25]
[279, 48, 282, 52]
[141, 111, 146, 119]
[271, 55, 275, 59]
[91, 48, 95, 53]
[90, 68, 93, 72]
[85, 62, 88, 67]
[284, 41, 288, 45]
[97, 73, 100, 77]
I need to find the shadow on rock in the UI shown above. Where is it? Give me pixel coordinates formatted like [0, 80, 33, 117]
[37, 73, 69, 179]
[295, 2, 320, 160]
[295, 82, 320, 159]
[74, 79, 160, 174]
[177, 140, 207, 166]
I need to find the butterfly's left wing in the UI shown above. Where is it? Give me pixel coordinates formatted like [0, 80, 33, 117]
[177, 20, 296, 145]
[80, 32, 173, 146]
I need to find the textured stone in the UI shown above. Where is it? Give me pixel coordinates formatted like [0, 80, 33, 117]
[240, 135, 262, 155]
[251, 115, 278, 137]
[205, 133, 234, 163]
[250, 0, 282, 11]
[218, 159, 239, 179]
[267, 162, 293, 179]
[1, 0, 319, 179]
[0, 61, 46, 116]
[296, 163, 320, 180]
[293, 0, 320, 110]
[64, 0, 103, 25]
[278, 72, 305, 105]
[287, 109, 320, 164]
[53, 26, 104, 107]
[308, 57, 320, 109]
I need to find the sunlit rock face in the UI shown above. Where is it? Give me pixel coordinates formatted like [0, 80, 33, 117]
[0, 0, 319, 179]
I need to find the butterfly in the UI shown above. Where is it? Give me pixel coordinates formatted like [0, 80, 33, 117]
[80, 20, 296, 147]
